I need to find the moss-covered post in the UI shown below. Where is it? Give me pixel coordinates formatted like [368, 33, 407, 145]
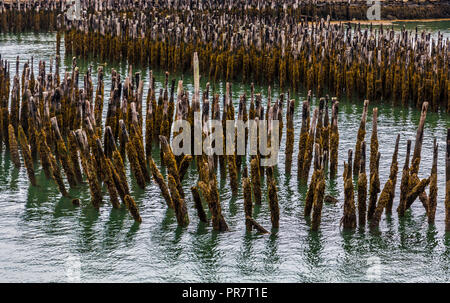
[357, 141, 367, 227]
[445, 129, 450, 232]
[342, 149, 356, 229]
[285, 99, 295, 175]
[353, 100, 369, 176]
[329, 98, 339, 179]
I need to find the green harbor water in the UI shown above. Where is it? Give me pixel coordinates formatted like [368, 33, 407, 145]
[0, 21, 450, 282]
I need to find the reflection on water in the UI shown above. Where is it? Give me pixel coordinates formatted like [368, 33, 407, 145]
[0, 21, 450, 282]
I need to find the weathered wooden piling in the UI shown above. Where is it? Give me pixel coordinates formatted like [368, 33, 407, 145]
[250, 157, 261, 205]
[329, 98, 339, 179]
[119, 120, 146, 189]
[245, 216, 269, 234]
[124, 195, 142, 223]
[385, 134, 400, 214]
[74, 130, 101, 208]
[17, 125, 36, 186]
[94, 138, 120, 209]
[397, 140, 411, 217]
[446, 129, 450, 232]
[160, 135, 184, 198]
[370, 179, 394, 230]
[149, 157, 173, 209]
[367, 107, 380, 221]
[405, 102, 430, 213]
[191, 186, 207, 223]
[311, 173, 326, 231]
[197, 178, 229, 232]
[168, 174, 189, 227]
[178, 155, 193, 181]
[39, 129, 68, 197]
[51, 117, 77, 188]
[8, 124, 20, 168]
[285, 99, 295, 175]
[305, 144, 322, 217]
[266, 167, 279, 229]
[68, 131, 83, 184]
[242, 168, 253, 231]
[428, 138, 438, 224]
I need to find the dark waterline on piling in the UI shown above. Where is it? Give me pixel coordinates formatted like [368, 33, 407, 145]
[0, 28, 450, 282]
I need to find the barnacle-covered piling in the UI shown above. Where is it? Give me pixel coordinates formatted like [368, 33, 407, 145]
[397, 140, 411, 217]
[68, 131, 83, 184]
[168, 174, 189, 227]
[405, 102, 430, 213]
[367, 107, 380, 221]
[297, 99, 310, 180]
[197, 180, 228, 232]
[311, 174, 325, 231]
[120, 120, 146, 189]
[124, 194, 142, 223]
[74, 130, 102, 208]
[179, 155, 193, 181]
[51, 117, 77, 188]
[160, 135, 184, 198]
[301, 108, 319, 182]
[370, 179, 394, 230]
[357, 141, 367, 227]
[246, 216, 269, 234]
[191, 186, 207, 223]
[405, 177, 430, 210]
[149, 157, 173, 209]
[94, 138, 120, 209]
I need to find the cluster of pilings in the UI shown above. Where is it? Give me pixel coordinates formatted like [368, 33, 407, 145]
[1, 49, 449, 232]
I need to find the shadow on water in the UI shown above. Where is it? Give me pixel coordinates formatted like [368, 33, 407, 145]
[236, 231, 258, 276]
[192, 229, 223, 282]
